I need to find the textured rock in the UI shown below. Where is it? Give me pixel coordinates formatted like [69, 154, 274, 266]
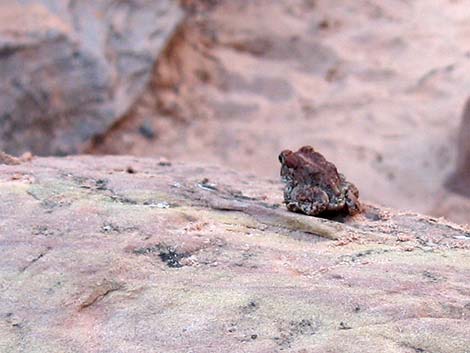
[447, 97, 470, 196]
[0, 156, 469, 352]
[0, 0, 183, 155]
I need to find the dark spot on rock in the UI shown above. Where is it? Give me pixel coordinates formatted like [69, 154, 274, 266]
[195, 69, 211, 82]
[240, 301, 258, 314]
[133, 244, 189, 268]
[274, 318, 318, 348]
[251, 334, 258, 340]
[138, 122, 155, 140]
[4, 312, 22, 328]
[338, 248, 389, 264]
[422, 270, 440, 283]
[158, 158, 171, 166]
[33, 225, 52, 236]
[318, 19, 331, 29]
[70, 176, 110, 192]
[158, 249, 186, 268]
[126, 166, 136, 174]
[293, 319, 317, 335]
[339, 321, 352, 330]
[95, 179, 108, 190]
[325, 66, 341, 82]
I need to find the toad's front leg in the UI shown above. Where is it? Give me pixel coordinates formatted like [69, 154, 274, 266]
[285, 184, 329, 216]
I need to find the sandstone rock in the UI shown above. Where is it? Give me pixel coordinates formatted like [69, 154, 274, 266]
[431, 191, 470, 226]
[0, 156, 469, 352]
[0, 0, 183, 155]
[447, 97, 470, 196]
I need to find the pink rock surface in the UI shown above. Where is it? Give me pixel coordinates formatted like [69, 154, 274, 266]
[1, 156, 469, 352]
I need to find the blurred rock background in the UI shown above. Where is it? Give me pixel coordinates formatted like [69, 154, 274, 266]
[0, 0, 183, 155]
[1, 0, 469, 224]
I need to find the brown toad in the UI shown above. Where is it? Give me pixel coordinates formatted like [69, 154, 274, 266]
[279, 146, 361, 216]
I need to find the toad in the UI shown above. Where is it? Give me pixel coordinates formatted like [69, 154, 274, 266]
[279, 146, 361, 216]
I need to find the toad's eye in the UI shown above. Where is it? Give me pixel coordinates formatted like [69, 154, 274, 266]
[279, 150, 292, 165]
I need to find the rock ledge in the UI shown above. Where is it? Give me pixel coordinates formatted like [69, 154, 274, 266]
[1, 156, 469, 352]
